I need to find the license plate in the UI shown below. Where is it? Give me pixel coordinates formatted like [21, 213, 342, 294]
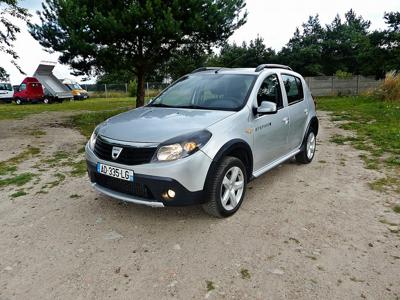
[97, 163, 134, 182]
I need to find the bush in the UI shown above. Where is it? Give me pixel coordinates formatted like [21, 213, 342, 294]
[374, 71, 400, 101]
[128, 80, 137, 97]
[335, 70, 353, 79]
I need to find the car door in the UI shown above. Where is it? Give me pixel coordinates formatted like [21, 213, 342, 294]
[281, 74, 308, 150]
[252, 73, 290, 171]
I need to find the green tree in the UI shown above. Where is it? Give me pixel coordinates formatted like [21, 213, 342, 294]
[29, 0, 247, 107]
[0, 0, 30, 75]
[322, 10, 371, 75]
[0, 67, 9, 81]
[279, 15, 324, 75]
[211, 36, 276, 68]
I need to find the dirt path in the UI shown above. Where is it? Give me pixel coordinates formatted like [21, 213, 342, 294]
[0, 111, 399, 300]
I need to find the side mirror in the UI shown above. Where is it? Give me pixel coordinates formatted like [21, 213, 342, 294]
[257, 101, 277, 115]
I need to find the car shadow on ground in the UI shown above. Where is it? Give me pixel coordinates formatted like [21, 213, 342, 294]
[86, 158, 306, 223]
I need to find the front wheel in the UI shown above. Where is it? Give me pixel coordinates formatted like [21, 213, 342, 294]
[43, 98, 50, 104]
[202, 156, 247, 218]
[15, 98, 22, 105]
[295, 129, 316, 164]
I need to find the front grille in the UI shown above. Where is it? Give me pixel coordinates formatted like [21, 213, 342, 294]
[94, 173, 154, 199]
[94, 136, 157, 165]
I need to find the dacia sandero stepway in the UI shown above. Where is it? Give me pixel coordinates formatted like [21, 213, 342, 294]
[85, 64, 318, 217]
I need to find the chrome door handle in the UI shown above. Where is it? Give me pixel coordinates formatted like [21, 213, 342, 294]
[282, 117, 289, 125]
[304, 109, 309, 115]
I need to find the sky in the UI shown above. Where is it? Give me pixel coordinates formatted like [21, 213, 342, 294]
[0, 0, 399, 84]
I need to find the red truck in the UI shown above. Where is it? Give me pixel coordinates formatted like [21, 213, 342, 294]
[13, 77, 44, 104]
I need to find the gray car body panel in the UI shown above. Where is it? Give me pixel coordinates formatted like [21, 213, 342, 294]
[99, 106, 235, 143]
[86, 67, 317, 204]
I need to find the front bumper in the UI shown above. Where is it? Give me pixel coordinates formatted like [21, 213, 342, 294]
[85, 143, 212, 207]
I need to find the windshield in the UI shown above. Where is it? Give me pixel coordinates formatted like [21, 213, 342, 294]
[0, 83, 12, 91]
[150, 74, 256, 111]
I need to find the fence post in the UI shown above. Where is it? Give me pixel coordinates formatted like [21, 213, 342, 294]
[105, 84, 108, 98]
[356, 75, 360, 95]
[332, 76, 335, 95]
[125, 83, 128, 95]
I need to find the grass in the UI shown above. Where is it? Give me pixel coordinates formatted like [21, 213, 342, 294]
[318, 96, 400, 192]
[70, 109, 128, 138]
[70, 160, 87, 177]
[0, 146, 40, 175]
[0, 172, 35, 188]
[0, 97, 136, 121]
[205, 280, 215, 292]
[10, 190, 27, 198]
[393, 205, 400, 214]
[69, 194, 82, 199]
[240, 268, 251, 279]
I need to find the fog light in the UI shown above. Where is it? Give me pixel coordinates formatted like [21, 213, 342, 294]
[162, 189, 176, 201]
[167, 189, 176, 198]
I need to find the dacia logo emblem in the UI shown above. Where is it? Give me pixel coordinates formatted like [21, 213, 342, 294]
[111, 146, 123, 160]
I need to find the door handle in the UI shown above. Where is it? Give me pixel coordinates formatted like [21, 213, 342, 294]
[304, 109, 309, 115]
[282, 117, 289, 125]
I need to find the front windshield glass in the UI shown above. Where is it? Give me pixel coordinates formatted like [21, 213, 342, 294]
[150, 74, 256, 111]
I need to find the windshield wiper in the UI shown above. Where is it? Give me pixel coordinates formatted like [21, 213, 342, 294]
[174, 104, 208, 110]
[148, 103, 174, 108]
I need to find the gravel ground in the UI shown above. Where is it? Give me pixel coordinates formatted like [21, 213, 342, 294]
[0, 111, 399, 300]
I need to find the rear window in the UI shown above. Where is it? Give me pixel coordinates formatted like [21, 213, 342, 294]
[282, 74, 304, 104]
[0, 83, 12, 91]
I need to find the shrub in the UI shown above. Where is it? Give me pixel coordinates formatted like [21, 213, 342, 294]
[128, 80, 137, 97]
[335, 70, 353, 79]
[375, 71, 400, 101]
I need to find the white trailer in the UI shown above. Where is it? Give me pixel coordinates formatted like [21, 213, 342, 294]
[33, 61, 72, 103]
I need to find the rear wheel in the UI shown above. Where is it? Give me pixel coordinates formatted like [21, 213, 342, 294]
[43, 98, 50, 104]
[295, 128, 316, 164]
[202, 156, 247, 218]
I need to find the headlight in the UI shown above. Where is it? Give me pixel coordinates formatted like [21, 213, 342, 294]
[76, 92, 81, 96]
[154, 130, 212, 162]
[89, 129, 98, 150]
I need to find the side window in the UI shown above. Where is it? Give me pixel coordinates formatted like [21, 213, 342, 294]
[282, 74, 304, 104]
[0, 84, 6, 91]
[20, 84, 27, 91]
[256, 74, 283, 109]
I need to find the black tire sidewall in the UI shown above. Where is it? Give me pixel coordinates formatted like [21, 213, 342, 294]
[212, 157, 247, 217]
[302, 129, 316, 163]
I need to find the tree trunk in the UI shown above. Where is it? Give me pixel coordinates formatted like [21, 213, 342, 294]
[136, 68, 145, 108]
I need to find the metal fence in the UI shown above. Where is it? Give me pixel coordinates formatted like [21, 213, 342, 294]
[305, 75, 382, 96]
[81, 82, 169, 98]
[81, 76, 382, 98]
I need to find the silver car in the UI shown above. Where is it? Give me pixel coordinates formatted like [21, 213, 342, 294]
[85, 64, 318, 217]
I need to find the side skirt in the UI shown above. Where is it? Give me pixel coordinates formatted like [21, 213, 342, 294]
[252, 148, 301, 178]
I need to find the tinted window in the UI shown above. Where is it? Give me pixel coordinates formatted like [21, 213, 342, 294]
[282, 74, 304, 104]
[20, 84, 27, 91]
[257, 74, 283, 109]
[151, 74, 256, 111]
[0, 83, 12, 91]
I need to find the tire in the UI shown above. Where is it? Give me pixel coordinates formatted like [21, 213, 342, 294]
[43, 98, 50, 104]
[202, 156, 247, 218]
[15, 98, 22, 105]
[295, 128, 317, 164]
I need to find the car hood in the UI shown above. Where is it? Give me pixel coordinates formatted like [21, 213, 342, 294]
[98, 106, 235, 143]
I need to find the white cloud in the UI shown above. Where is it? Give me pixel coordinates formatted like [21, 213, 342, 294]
[0, 0, 398, 84]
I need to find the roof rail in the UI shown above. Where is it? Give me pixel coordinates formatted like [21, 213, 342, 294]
[191, 67, 227, 74]
[255, 64, 292, 72]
